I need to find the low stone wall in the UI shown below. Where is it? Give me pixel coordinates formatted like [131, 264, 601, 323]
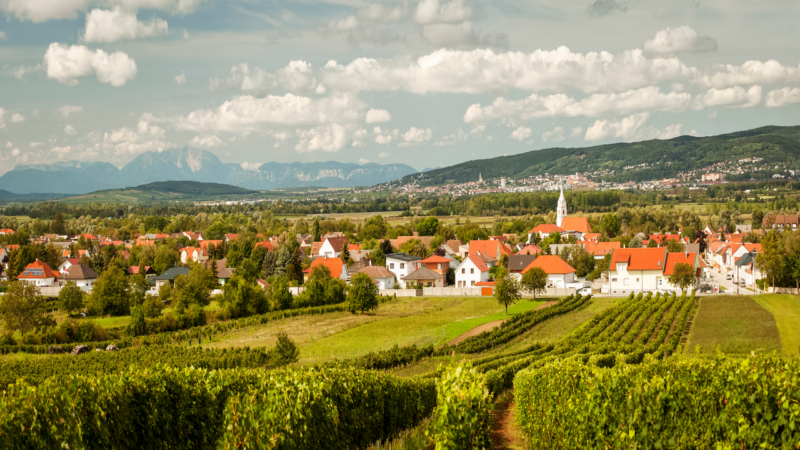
[769, 287, 800, 295]
[422, 287, 484, 297]
[379, 289, 422, 297]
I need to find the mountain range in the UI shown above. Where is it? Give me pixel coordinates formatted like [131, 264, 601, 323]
[400, 125, 800, 185]
[0, 148, 418, 195]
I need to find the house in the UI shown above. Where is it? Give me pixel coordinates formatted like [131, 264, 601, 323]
[581, 241, 621, 260]
[62, 248, 91, 258]
[64, 264, 99, 288]
[442, 240, 463, 256]
[735, 252, 762, 287]
[649, 234, 687, 246]
[257, 279, 270, 289]
[152, 267, 191, 289]
[180, 247, 208, 264]
[606, 248, 700, 295]
[454, 255, 491, 287]
[516, 245, 542, 256]
[402, 267, 445, 288]
[468, 240, 510, 260]
[0, 229, 14, 235]
[255, 241, 274, 252]
[127, 266, 156, 277]
[393, 233, 436, 250]
[508, 254, 537, 274]
[385, 253, 422, 288]
[521, 255, 576, 288]
[348, 243, 361, 251]
[0, 248, 7, 264]
[358, 266, 396, 290]
[199, 240, 223, 251]
[210, 258, 234, 285]
[303, 256, 347, 282]
[58, 258, 82, 275]
[763, 214, 800, 231]
[0, 266, 8, 281]
[17, 260, 59, 287]
[183, 232, 204, 241]
[318, 236, 349, 258]
[224, 234, 239, 242]
[527, 224, 565, 243]
[349, 249, 373, 263]
[418, 255, 452, 286]
[560, 217, 593, 241]
[583, 233, 601, 242]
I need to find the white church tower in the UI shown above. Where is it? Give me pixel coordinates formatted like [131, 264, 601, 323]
[556, 184, 567, 227]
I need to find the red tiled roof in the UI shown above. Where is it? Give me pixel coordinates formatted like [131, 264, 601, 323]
[358, 266, 395, 279]
[225, 234, 239, 241]
[744, 243, 762, 252]
[324, 236, 349, 253]
[348, 244, 361, 251]
[255, 241, 273, 251]
[583, 233, 601, 242]
[522, 255, 576, 274]
[530, 224, 565, 234]
[560, 217, 593, 233]
[305, 257, 344, 278]
[469, 240, 506, 259]
[419, 255, 451, 264]
[663, 252, 697, 275]
[127, 266, 152, 275]
[464, 255, 490, 272]
[0, 229, 14, 234]
[649, 234, 682, 245]
[581, 241, 620, 256]
[609, 248, 667, 271]
[517, 245, 542, 255]
[18, 260, 59, 280]
[6, 244, 19, 252]
[474, 281, 495, 286]
[199, 240, 223, 250]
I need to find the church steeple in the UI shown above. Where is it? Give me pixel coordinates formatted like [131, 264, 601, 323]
[556, 183, 567, 227]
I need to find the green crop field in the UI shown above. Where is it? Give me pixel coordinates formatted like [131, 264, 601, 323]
[754, 294, 800, 355]
[684, 295, 782, 354]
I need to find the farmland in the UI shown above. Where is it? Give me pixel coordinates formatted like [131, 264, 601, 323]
[684, 295, 781, 354]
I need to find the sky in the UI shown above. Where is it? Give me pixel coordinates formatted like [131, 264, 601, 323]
[1, 0, 800, 174]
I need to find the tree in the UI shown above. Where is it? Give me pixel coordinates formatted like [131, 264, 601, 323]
[128, 306, 147, 336]
[267, 276, 294, 311]
[757, 231, 783, 290]
[600, 214, 621, 238]
[312, 216, 321, 242]
[87, 267, 131, 316]
[271, 331, 300, 366]
[58, 281, 85, 315]
[668, 262, 696, 292]
[379, 239, 394, 255]
[153, 245, 179, 274]
[173, 265, 215, 308]
[647, 238, 658, 248]
[347, 272, 379, 314]
[0, 282, 54, 335]
[219, 275, 269, 319]
[50, 212, 66, 235]
[339, 245, 352, 265]
[520, 267, 547, 299]
[752, 209, 764, 229]
[494, 269, 521, 314]
[262, 251, 277, 279]
[416, 217, 439, 236]
[665, 238, 685, 253]
[628, 236, 643, 248]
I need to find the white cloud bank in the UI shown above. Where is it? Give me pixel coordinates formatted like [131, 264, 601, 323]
[365, 109, 392, 123]
[584, 112, 688, 142]
[84, 7, 168, 43]
[44, 43, 137, 86]
[643, 26, 717, 56]
[0, 0, 205, 23]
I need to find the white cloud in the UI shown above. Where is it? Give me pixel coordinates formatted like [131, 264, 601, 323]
[587, 0, 627, 17]
[12, 64, 42, 79]
[10, 113, 25, 123]
[174, 93, 363, 132]
[64, 125, 78, 135]
[84, 7, 168, 43]
[644, 26, 717, 56]
[240, 162, 261, 171]
[1, 0, 205, 23]
[29, 142, 43, 148]
[58, 105, 83, 118]
[415, 0, 472, 24]
[464, 86, 692, 124]
[765, 87, 800, 108]
[0, 31, 5, 39]
[174, 70, 186, 85]
[435, 128, 468, 146]
[692, 85, 762, 110]
[571, 127, 583, 137]
[11, 148, 20, 157]
[379, 152, 390, 157]
[401, 127, 433, 146]
[0, 109, 5, 129]
[295, 124, 350, 152]
[103, 114, 171, 154]
[365, 108, 392, 123]
[510, 126, 532, 141]
[189, 135, 224, 148]
[584, 112, 684, 142]
[692, 60, 800, 89]
[5, 141, 10, 148]
[542, 126, 565, 143]
[44, 43, 137, 86]
[210, 61, 316, 93]
[359, 158, 370, 164]
[351, 128, 369, 147]
[319, 47, 692, 95]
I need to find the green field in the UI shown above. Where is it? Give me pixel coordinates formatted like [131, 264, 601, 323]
[684, 295, 782, 354]
[754, 294, 800, 355]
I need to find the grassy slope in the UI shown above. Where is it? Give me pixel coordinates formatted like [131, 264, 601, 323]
[753, 294, 800, 355]
[684, 295, 782, 355]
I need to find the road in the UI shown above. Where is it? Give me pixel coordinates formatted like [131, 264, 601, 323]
[703, 263, 759, 295]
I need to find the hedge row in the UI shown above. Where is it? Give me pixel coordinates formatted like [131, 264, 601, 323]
[428, 363, 492, 449]
[0, 365, 436, 449]
[515, 355, 800, 449]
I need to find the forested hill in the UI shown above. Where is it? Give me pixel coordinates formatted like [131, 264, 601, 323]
[399, 125, 800, 185]
[130, 181, 256, 196]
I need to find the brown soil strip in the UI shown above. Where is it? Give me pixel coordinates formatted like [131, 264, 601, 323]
[489, 392, 528, 450]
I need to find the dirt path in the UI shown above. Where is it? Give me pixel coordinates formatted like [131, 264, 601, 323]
[447, 301, 558, 346]
[489, 392, 527, 450]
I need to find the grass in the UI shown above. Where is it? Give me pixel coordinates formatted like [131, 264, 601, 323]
[200, 296, 545, 362]
[684, 295, 782, 355]
[753, 294, 800, 355]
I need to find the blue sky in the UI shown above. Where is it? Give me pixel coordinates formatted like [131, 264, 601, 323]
[1, 0, 800, 174]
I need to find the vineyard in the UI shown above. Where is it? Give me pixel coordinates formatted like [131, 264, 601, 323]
[4, 290, 799, 447]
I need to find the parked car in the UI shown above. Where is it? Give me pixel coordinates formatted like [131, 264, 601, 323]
[726, 274, 732, 280]
[578, 287, 592, 296]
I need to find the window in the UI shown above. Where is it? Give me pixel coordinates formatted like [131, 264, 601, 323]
[461, 268, 465, 274]
[471, 281, 475, 286]
[470, 268, 474, 274]
[612, 278, 617, 282]
[438, 263, 441, 270]
[624, 278, 630, 285]
[400, 263, 405, 269]
[389, 263, 394, 269]
[636, 278, 639, 282]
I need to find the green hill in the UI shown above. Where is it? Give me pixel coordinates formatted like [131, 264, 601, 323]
[130, 181, 256, 195]
[61, 181, 260, 204]
[400, 125, 800, 185]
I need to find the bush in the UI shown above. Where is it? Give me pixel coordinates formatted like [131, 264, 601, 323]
[428, 363, 491, 449]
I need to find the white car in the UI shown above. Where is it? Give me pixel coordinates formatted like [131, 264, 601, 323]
[578, 287, 593, 296]
[726, 274, 732, 280]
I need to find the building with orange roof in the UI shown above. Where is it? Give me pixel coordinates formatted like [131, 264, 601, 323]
[0, 229, 14, 235]
[5, 244, 19, 252]
[255, 241, 273, 252]
[418, 254, 452, 285]
[303, 256, 347, 282]
[180, 247, 208, 264]
[199, 240, 223, 250]
[357, 265, 396, 290]
[468, 240, 511, 260]
[318, 236, 349, 258]
[560, 217, 593, 240]
[607, 248, 700, 295]
[17, 259, 59, 286]
[455, 255, 491, 287]
[516, 245, 541, 256]
[521, 255, 576, 288]
[582, 233, 601, 242]
[527, 224, 565, 242]
[581, 241, 621, 260]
